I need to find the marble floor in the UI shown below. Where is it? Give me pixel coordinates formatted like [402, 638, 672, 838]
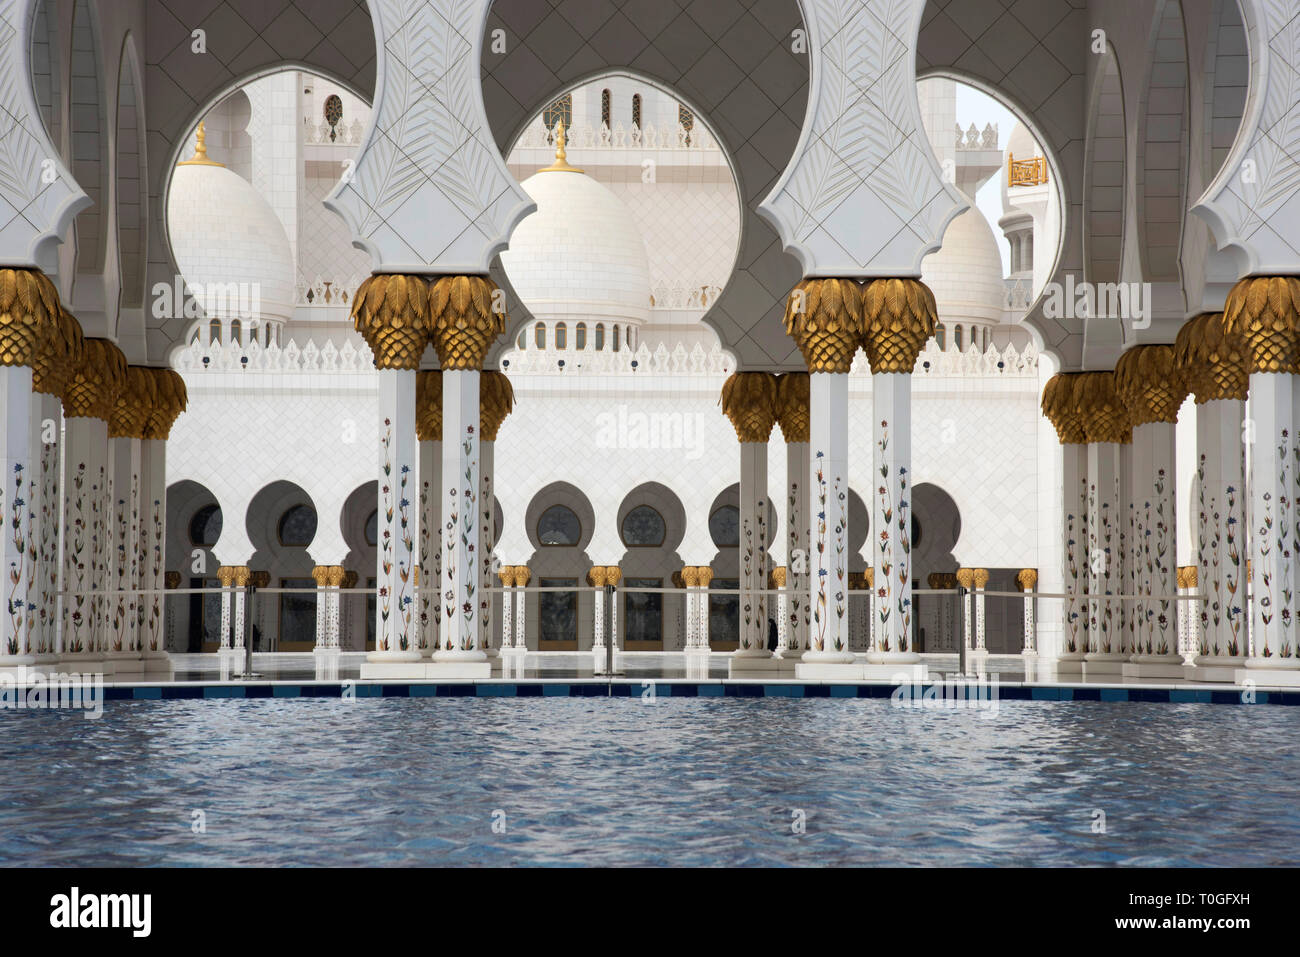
[37, 651, 1285, 689]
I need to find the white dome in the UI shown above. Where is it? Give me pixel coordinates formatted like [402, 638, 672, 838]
[167, 163, 295, 324]
[921, 206, 1006, 326]
[501, 168, 650, 325]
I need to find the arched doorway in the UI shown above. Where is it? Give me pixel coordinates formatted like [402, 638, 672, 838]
[616, 483, 687, 650]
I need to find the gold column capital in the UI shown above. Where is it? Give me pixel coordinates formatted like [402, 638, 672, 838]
[164, 571, 182, 589]
[250, 570, 271, 588]
[775, 372, 809, 443]
[342, 570, 359, 589]
[1173, 312, 1249, 403]
[587, 566, 607, 588]
[956, 568, 975, 589]
[142, 367, 188, 440]
[232, 566, 251, 587]
[1114, 344, 1187, 425]
[109, 366, 159, 439]
[783, 278, 864, 373]
[1041, 372, 1088, 445]
[927, 572, 944, 589]
[311, 565, 332, 587]
[326, 565, 346, 588]
[351, 273, 432, 370]
[681, 566, 699, 588]
[864, 567, 874, 588]
[1177, 565, 1199, 588]
[0, 267, 60, 370]
[416, 369, 442, 441]
[720, 371, 779, 442]
[770, 566, 787, 588]
[1075, 371, 1132, 444]
[498, 566, 515, 588]
[603, 566, 622, 586]
[695, 566, 714, 588]
[63, 338, 128, 421]
[515, 566, 531, 588]
[428, 274, 506, 371]
[861, 277, 939, 374]
[216, 566, 236, 587]
[671, 570, 684, 589]
[973, 568, 990, 588]
[480, 370, 515, 440]
[33, 306, 83, 397]
[1017, 568, 1038, 591]
[1222, 275, 1300, 373]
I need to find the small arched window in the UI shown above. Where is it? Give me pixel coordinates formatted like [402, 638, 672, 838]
[626, 326, 633, 348]
[537, 504, 581, 546]
[632, 94, 642, 129]
[935, 324, 946, 351]
[535, 323, 547, 349]
[364, 509, 378, 547]
[954, 325, 964, 351]
[543, 93, 572, 134]
[555, 322, 567, 350]
[265, 324, 273, 346]
[612, 324, 620, 352]
[230, 319, 242, 345]
[709, 506, 740, 548]
[595, 323, 605, 350]
[517, 329, 527, 350]
[621, 505, 666, 547]
[189, 504, 222, 546]
[278, 504, 318, 547]
[601, 89, 611, 128]
[209, 319, 222, 344]
[575, 323, 587, 350]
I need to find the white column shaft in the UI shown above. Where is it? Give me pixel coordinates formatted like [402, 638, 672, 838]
[785, 441, 809, 653]
[60, 415, 108, 658]
[807, 373, 851, 660]
[436, 370, 481, 659]
[1246, 374, 1297, 664]
[738, 440, 769, 654]
[1, 367, 35, 662]
[872, 373, 919, 662]
[418, 438, 441, 654]
[374, 369, 420, 658]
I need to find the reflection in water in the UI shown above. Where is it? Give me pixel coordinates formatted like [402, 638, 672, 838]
[0, 699, 1296, 866]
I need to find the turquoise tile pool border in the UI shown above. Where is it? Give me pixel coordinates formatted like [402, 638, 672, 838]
[58, 680, 1300, 706]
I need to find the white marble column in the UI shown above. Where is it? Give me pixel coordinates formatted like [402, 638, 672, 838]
[513, 566, 529, 649]
[805, 372, 852, 663]
[737, 440, 771, 657]
[434, 368, 483, 665]
[1085, 439, 1127, 671]
[217, 565, 235, 655]
[1128, 421, 1183, 672]
[371, 368, 421, 662]
[27, 390, 62, 662]
[590, 566, 607, 660]
[137, 368, 184, 671]
[871, 374, 921, 664]
[417, 428, 441, 657]
[0, 364, 36, 667]
[1019, 569, 1038, 655]
[1193, 400, 1247, 665]
[106, 434, 142, 671]
[773, 567, 790, 655]
[499, 567, 514, 650]
[1244, 373, 1296, 666]
[696, 566, 713, 649]
[973, 568, 989, 652]
[783, 439, 810, 657]
[1060, 443, 1089, 666]
[478, 437, 496, 656]
[60, 415, 108, 665]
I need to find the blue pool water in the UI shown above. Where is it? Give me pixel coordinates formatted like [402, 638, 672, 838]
[1, 698, 1296, 866]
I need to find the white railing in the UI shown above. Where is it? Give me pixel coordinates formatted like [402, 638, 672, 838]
[847, 337, 1038, 378]
[296, 275, 363, 307]
[649, 281, 723, 311]
[176, 337, 375, 374]
[955, 122, 999, 150]
[502, 340, 733, 376]
[175, 331, 1037, 380]
[516, 121, 719, 153]
[303, 117, 366, 146]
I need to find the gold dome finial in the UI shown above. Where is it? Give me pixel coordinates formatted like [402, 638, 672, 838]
[178, 121, 224, 167]
[540, 119, 583, 174]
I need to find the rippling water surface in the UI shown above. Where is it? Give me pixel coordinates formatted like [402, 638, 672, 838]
[1, 698, 1296, 866]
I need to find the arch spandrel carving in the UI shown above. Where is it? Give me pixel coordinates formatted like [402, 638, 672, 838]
[4, 0, 91, 269]
[758, 0, 968, 280]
